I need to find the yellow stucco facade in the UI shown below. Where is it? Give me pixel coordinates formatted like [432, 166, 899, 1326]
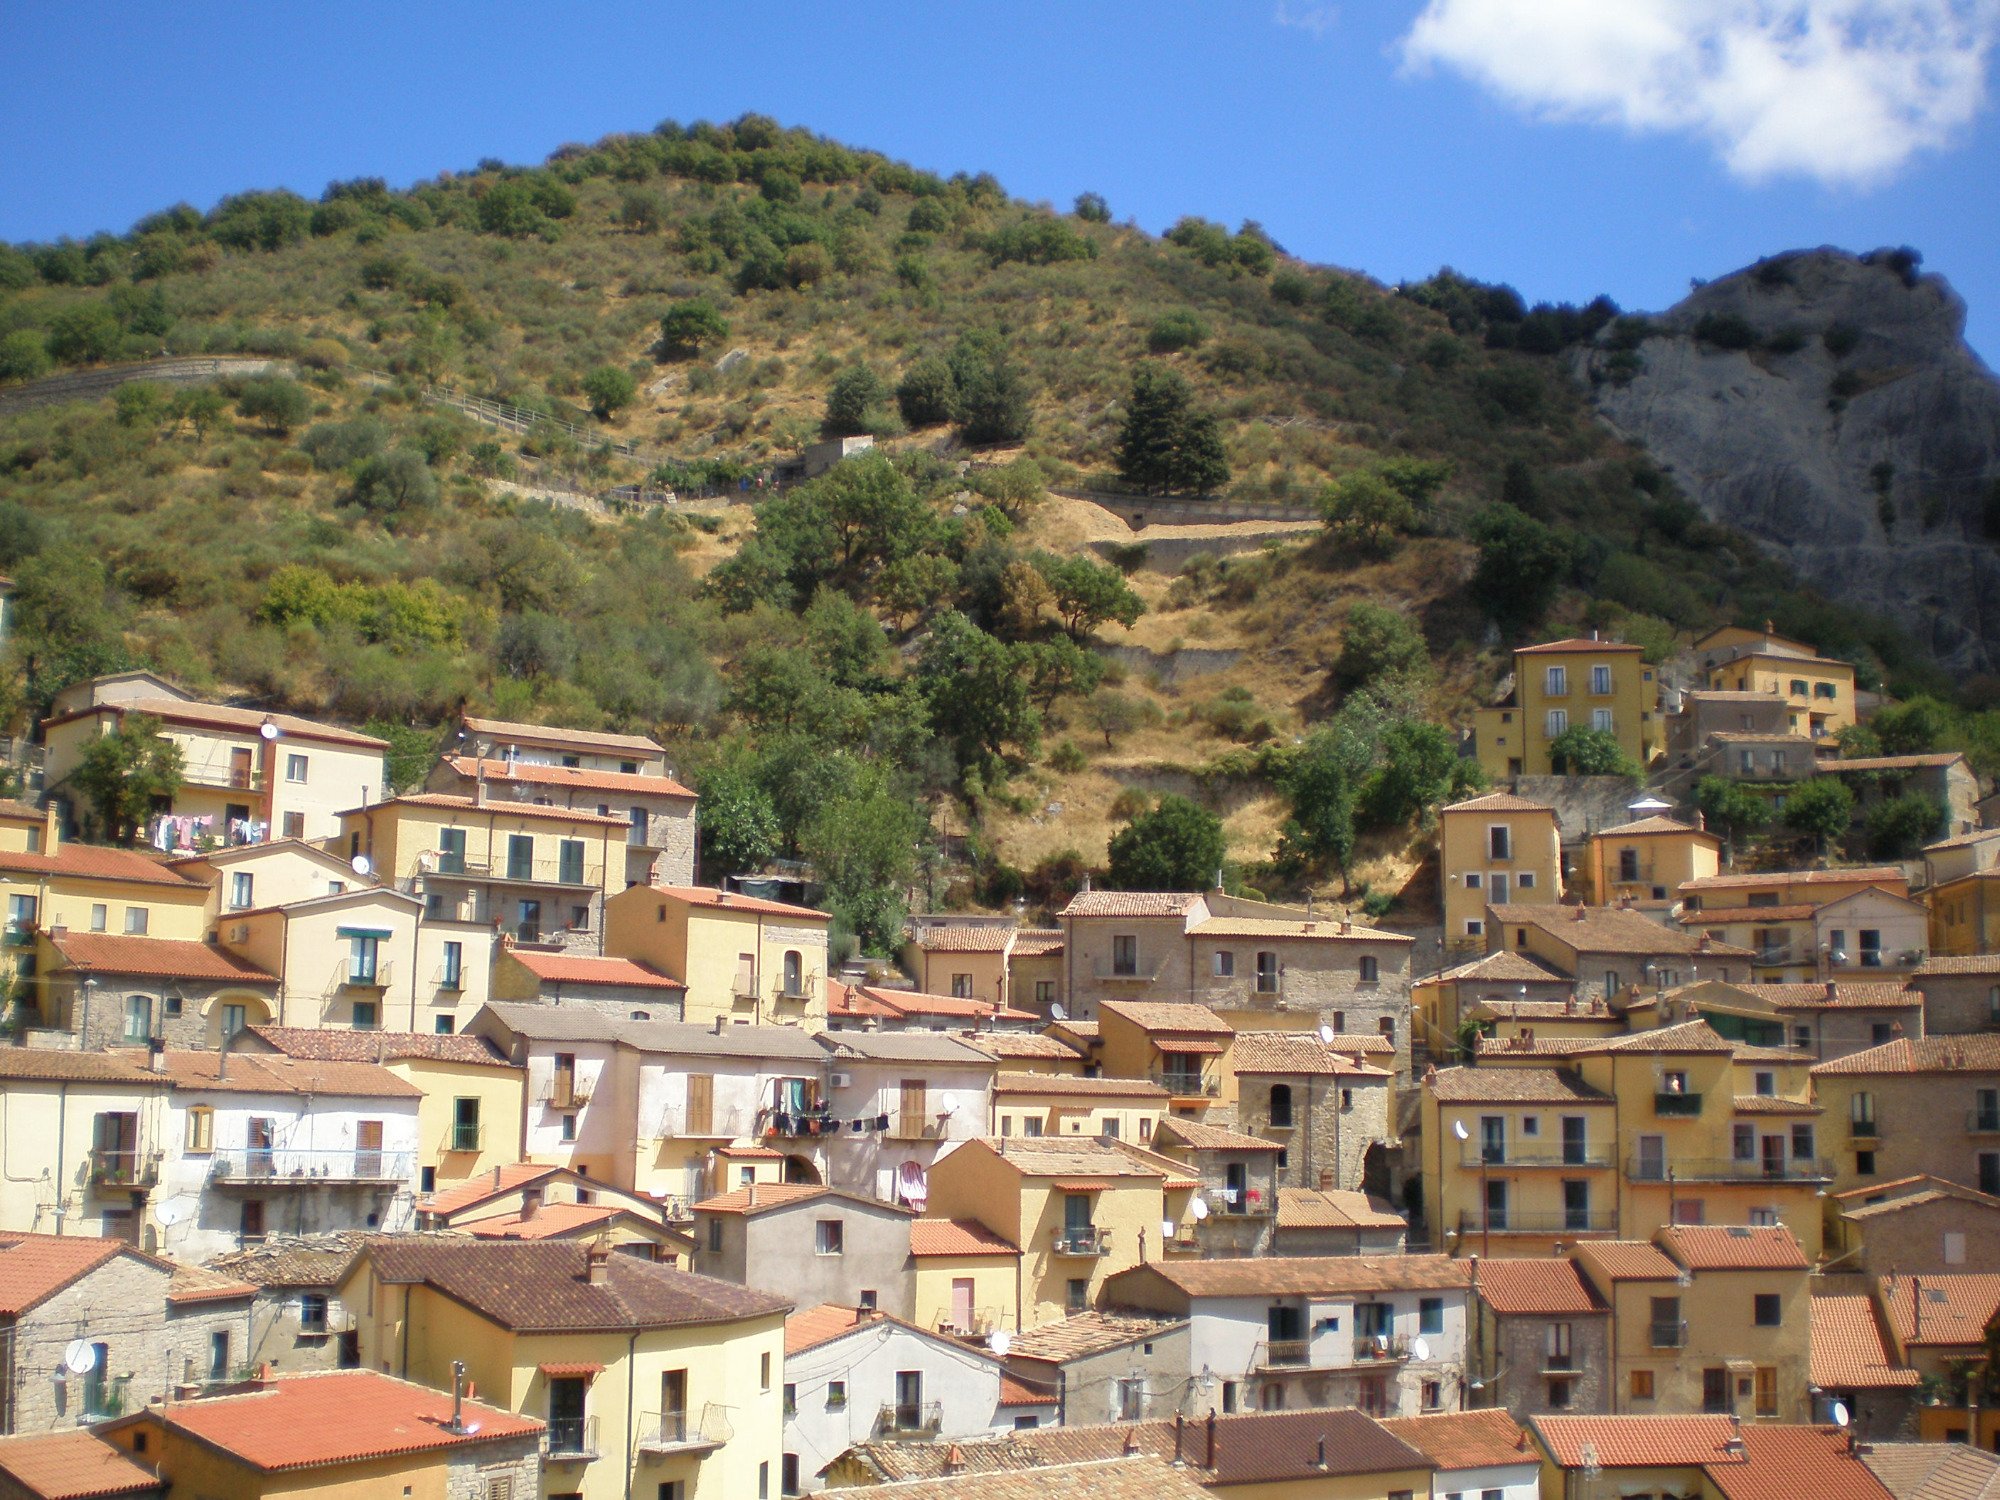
[1439, 794, 1563, 953]
[604, 884, 829, 1028]
[1706, 651, 1855, 738]
[912, 1251, 1021, 1337]
[0, 1060, 169, 1243]
[1475, 639, 1659, 779]
[1586, 821, 1722, 906]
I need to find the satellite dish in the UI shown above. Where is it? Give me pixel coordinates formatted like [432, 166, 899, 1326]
[988, 1330, 1013, 1357]
[1452, 1120, 1470, 1142]
[1188, 1197, 1209, 1221]
[1830, 951, 1849, 966]
[350, 854, 373, 877]
[1049, 1002, 1068, 1021]
[941, 1100, 958, 1118]
[154, 1202, 181, 1227]
[1410, 1337, 1431, 1362]
[63, 1340, 98, 1375]
[259, 721, 280, 741]
[1318, 1023, 1335, 1045]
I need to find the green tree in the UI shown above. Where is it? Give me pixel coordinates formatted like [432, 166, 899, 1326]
[0, 329, 50, 383]
[8, 545, 131, 711]
[895, 355, 958, 428]
[1020, 637, 1106, 714]
[1695, 776, 1772, 851]
[235, 377, 312, 436]
[44, 303, 123, 365]
[949, 332, 1031, 445]
[171, 386, 227, 440]
[70, 713, 184, 845]
[1083, 689, 1155, 748]
[1107, 794, 1226, 891]
[801, 770, 927, 954]
[1872, 696, 1951, 755]
[1864, 792, 1945, 858]
[475, 179, 549, 238]
[695, 760, 782, 879]
[917, 611, 1039, 775]
[362, 720, 441, 793]
[823, 364, 886, 438]
[581, 365, 638, 421]
[1115, 366, 1229, 495]
[973, 458, 1046, 522]
[1781, 777, 1855, 858]
[1363, 720, 1468, 830]
[406, 310, 459, 385]
[1318, 471, 1416, 550]
[1547, 725, 1642, 778]
[659, 299, 729, 358]
[618, 188, 665, 233]
[348, 450, 439, 521]
[1034, 554, 1145, 641]
[1281, 721, 1375, 891]
[1148, 310, 1209, 353]
[1333, 603, 1430, 696]
[1073, 192, 1112, 223]
[1469, 504, 1573, 637]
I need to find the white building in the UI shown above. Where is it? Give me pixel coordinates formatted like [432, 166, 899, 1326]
[152, 1050, 421, 1262]
[1381, 1409, 1541, 1500]
[817, 1031, 995, 1203]
[782, 1303, 1050, 1493]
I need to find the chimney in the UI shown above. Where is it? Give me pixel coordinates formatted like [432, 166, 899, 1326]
[494, 1164, 504, 1187]
[1913, 1276, 1922, 1343]
[714, 1015, 727, 1035]
[748, 1181, 758, 1208]
[42, 802, 59, 854]
[1173, 1414, 1185, 1466]
[255, 1362, 273, 1386]
[149, 1037, 165, 1073]
[942, 1444, 965, 1475]
[1206, 1411, 1217, 1469]
[521, 1186, 542, 1222]
[447, 1361, 467, 1434]
[1123, 1428, 1141, 1456]
[1315, 1436, 1327, 1470]
[1339, 920, 1352, 935]
[585, 1242, 611, 1285]
[474, 765, 489, 807]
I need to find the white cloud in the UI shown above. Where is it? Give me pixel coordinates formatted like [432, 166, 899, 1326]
[1399, 0, 2000, 185]
[1275, 1, 1340, 40]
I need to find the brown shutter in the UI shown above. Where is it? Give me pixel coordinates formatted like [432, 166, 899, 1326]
[899, 1079, 927, 1138]
[687, 1074, 714, 1134]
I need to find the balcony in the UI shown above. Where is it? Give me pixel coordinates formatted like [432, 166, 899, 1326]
[1968, 1111, 2000, 1136]
[886, 1114, 939, 1142]
[731, 972, 761, 1003]
[1354, 1334, 1412, 1362]
[1650, 1320, 1688, 1349]
[1261, 1339, 1310, 1367]
[1654, 1091, 1703, 1117]
[1093, 960, 1168, 985]
[1626, 1154, 1833, 1183]
[1152, 1069, 1221, 1099]
[1754, 946, 1798, 967]
[207, 1147, 413, 1185]
[1456, 1209, 1616, 1236]
[636, 1405, 731, 1457]
[89, 1148, 161, 1189]
[1848, 1119, 1880, 1141]
[1051, 1225, 1112, 1256]
[433, 855, 602, 889]
[1457, 1144, 1613, 1169]
[1209, 1186, 1273, 1218]
[2, 924, 34, 948]
[774, 972, 818, 1004]
[875, 1401, 944, 1438]
[541, 1079, 593, 1109]
[183, 765, 264, 792]
[545, 1414, 598, 1462]
[445, 1123, 484, 1154]
[339, 962, 393, 993]
[767, 1109, 838, 1139]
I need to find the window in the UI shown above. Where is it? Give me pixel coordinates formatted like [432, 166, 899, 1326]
[1117, 1377, 1145, 1421]
[1464, 872, 1483, 889]
[1563, 1179, 1591, 1230]
[300, 1293, 329, 1334]
[1754, 1293, 1781, 1326]
[1545, 665, 1568, 695]
[1419, 1297, 1444, 1335]
[781, 1454, 799, 1497]
[221, 1003, 246, 1039]
[1978, 1089, 2000, 1132]
[1946, 1232, 1967, 1265]
[1359, 955, 1379, 983]
[230, 872, 254, 910]
[858, 1290, 877, 1311]
[1518, 872, 1535, 889]
[352, 1000, 378, 1030]
[90, 903, 107, 932]
[1268, 1084, 1293, 1128]
[124, 907, 149, 936]
[1590, 664, 1613, 694]
[1749, 1207, 1778, 1227]
[240, 1200, 265, 1241]
[1112, 935, 1138, 975]
[1592, 708, 1614, 733]
[1035, 980, 1054, 1007]
[782, 1383, 796, 1419]
[1753, 1070, 1775, 1097]
[1631, 1369, 1655, 1399]
[707, 1219, 723, 1252]
[186, 1106, 213, 1153]
[951, 973, 974, 998]
[759, 1463, 769, 1500]
[281, 812, 304, 840]
[760, 1351, 772, 1391]
[1488, 825, 1512, 860]
[1856, 1149, 1877, 1175]
[1255, 952, 1279, 994]
[815, 1220, 844, 1256]
[347, 933, 380, 984]
[1067, 1279, 1088, 1313]
[1421, 1379, 1442, 1411]
[1545, 708, 1568, 737]
[1650, 1297, 1683, 1348]
[1671, 1198, 1705, 1225]
[560, 1113, 578, 1142]
[1465, 919, 1483, 937]
[286, 753, 308, 783]
[452, 1097, 480, 1153]
[1212, 951, 1234, 978]
[1979, 1153, 2000, 1197]
[1733, 1122, 1756, 1162]
[1261, 1382, 1285, 1411]
[1221, 1381, 1238, 1414]
[123, 995, 150, 1043]
[440, 940, 464, 991]
[1378, 1016, 1396, 1042]
[1702, 1367, 1731, 1413]
[1791, 1123, 1816, 1160]
[827, 1380, 846, 1409]
[1790, 679, 1809, 696]
[558, 839, 585, 886]
[1546, 1321, 1573, 1370]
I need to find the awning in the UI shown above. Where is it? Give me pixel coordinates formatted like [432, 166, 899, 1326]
[1053, 1180, 1111, 1192]
[538, 1362, 604, 1380]
[335, 927, 394, 939]
[1154, 1039, 1225, 1055]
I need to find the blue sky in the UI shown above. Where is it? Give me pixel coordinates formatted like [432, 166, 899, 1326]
[5, 2, 1997, 362]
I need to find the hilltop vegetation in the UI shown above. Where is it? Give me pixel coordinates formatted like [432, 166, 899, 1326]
[1, 114, 1993, 950]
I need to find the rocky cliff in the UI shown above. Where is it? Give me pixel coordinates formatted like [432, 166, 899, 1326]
[1573, 248, 2000, 674]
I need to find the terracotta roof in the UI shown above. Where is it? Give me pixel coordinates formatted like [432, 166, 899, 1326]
[1011, 930, 1064, 956]
[982, 1138, 1168, 1178]
[909, 1219, 1019, 1258]
[1583, 1019, 1737, 1054]
[1837, 1176, 2000, 1220]
[167, 1263, 258, 1305]
[965, 1032, 1089, 1061]
[0, 1050, 162, 1085]
[827, 982, 1034, 1024]
[1710, 1426, 1897, 1500]
[0, 1430, 164, 1499]
[460, 1202, 626, 1240]
[505, 949, 685, 991]
[1189, 915, 1409, 941]
[1057, 891, 1202, 918]
[1430, 949, 1570, 984]
[1276, 1187, 1407, 1232]
[1151, 1116, 1282, 1153]
[1474, 1258, 1604, 1316]
[1863, 1441, 2000, 1500]
[911, 923, 1015, 953]
[441, 754, 692, 798]
[1097, 999, 1233, 1034]
[1003, 1311, 1185, 1364]
[1533, 1413, 1741, 1468]
[1682, 902, 1819, 924]
[348, 792, 628, 826]
[1876, 1273, 2000, 1348]
[1732, 1094, 1822, 1114]
[0, 1234, 128, 1314]
[1227, 1031, 1391, 1076]
[1467, 997, 1618, 1020]
[821, 1027, 1002, 1063]
[365, 1239, 789, 1331]
[1825, 753, 1968, 772]
[0, 798, 44, 821]
[460, 713, 665, 755]
[1814, 1036, 2000, 1075]
[1488, 903, 1754, 957]
[1443, 791, 1556, 813]
[47, 932, 277, 984]
[1720, 981, 1920, 1010]
[1916, 954, 2000, 977]
[1517, 637, 1645, 654]
[990, 1073, 1168, 1098]
[646, 883, 830, 920]
[209, 1231, 383, 1288]
[860, 1456, 1212, 1500]
[1925, 828, 2000, 851]
[0, 842, 204, 889]
[420, 1162, 560, 1216]
[1812, 1295, 1921, 1390]
[50, 696, 388, 750]
[1571, 1241, 1682, 1283]
[124, 1369, 539, 1470]
[694, 1183, 909, 1218]
[1473, 1034, 1603, 1058]
[149, 1050, 421, 1098]
[247, 1024, 511, 1067]
[998, 1374, 1055, 1406]
[1659, 1223, 1809, 1270]
[787, 1301, 880, 1355]
[1428, 1065, 1611, 1103]
[1380, 1409, 1533, 1472]
[1684, 867, 1909, 893]
[1108, 1253, 1467, 1299]
[1598, 816, 1714, 839]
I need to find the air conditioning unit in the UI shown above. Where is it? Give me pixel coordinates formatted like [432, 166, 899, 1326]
[829, 1072, 853, 1089]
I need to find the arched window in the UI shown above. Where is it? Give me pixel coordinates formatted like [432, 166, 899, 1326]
[1269, 1083, 1293, 1128]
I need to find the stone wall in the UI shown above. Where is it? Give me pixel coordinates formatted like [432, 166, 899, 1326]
[442, 1435, 543, 1500]
[1231, 1074, 1391, 1194]
[643, 803, 698, 888]
[1488, 1310, 1610, 1417]
[1920, 972, 2000, 1035]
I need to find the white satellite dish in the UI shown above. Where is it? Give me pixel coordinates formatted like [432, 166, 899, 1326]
[1318, 1023, 1335, 1045]
[1049, 1002, 1068, 1021]
[1410, 1336, 1431, 1362]
[154, 1202, 181, 1227]
[1188, 1197, 1209, 1221]
[989, 1330, 1013, 1358]
[350, 854, 373, 878]
[63, 1340, 98, 1375]
[259, 721, 280, 741]
[1452, 1120, 1470, 1142]
[1831, 1400, 1850, 1428]
[941, 1100, 958, 1118]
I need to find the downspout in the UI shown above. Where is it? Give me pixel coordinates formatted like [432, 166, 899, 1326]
[624, 1328, 639, 1500]
[400, 1284, 412, 1378]
[52, 1082, 68, 1235]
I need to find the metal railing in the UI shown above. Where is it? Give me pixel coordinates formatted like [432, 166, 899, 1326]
[1654, 1092, 1703, 1117]
[1457, 1209, 1616, 1235]
[1628, 1154, 1832, 1183]
[1261, 1339, 1310, 1367]
[445, 1123, 484, 1154]
[90, 1148, 161, 1188]
[208, 1147, 414, 1184]
[545, 1413, 599, 1460]
[434, 853, 601, 888]
[1650, 1320, 1689, 1349]
[541, 1078, 593, 1108]
[1354, 1334, 1411, 1362]
[636, 1405, 731, 1454]
[1848, 1118, 1880, 1140]
[875, 1401, 944, 1437]
[774, 971, 818, 1002]
[1968, 1111, 2000, 1135]
[1457, 1144, 1613, 1169]
[887, 1114, 939, 1142]
[1092, 960, 1169, 983]
[336, 960, 393, 992]
[732, 972, 760, 1002]
[1209, 1187, 1273, 1218]
[1151, 1069, 1221, 1098]
[1051, 1225, 1112, 1256]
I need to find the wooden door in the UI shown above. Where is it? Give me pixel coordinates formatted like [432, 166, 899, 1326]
[229, 746, 253, 789]
[686, 1074, 714, 1134]
[355, 1120, 383, 1179]
[899, 1079, 927, 1138]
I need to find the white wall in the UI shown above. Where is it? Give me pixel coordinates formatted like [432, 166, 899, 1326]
[519, 1039, 622, 1164]
[1435, 1462, 1541, 1500]
[821, 1062, 993, 1202]
[1187, 1290, 1469, 1378]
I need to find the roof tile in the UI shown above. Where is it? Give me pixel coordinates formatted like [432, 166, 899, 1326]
[0, 1430, 163, 1499]
[1812, 1295, 1921, 1390]
[1473, 1258, 1604, 1316]
[50, 933, 276, 984]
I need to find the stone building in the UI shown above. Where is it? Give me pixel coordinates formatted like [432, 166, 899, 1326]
[1468, 1257, 1611, 1418]
[1825, 1175, 2000, 1275]
[1228, 1030, 1395, 1196]
[1000, 1312, 1191, 1427]
[1913, 954, 2000, 1034]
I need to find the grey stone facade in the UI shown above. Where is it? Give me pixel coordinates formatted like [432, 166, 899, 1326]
[1477, 1308, 1610, 1417]
[1918, 969, 2000, 1035]
[442, 1437, 543, 1500]
[1232, 1073, 1393, 1195]
[1009, 1323, 1192, 1425]
[42, 974, 271, 1052]
[692, 1191, 915, 1319]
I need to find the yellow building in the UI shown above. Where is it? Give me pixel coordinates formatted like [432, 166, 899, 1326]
[1698, 625, 1858, 739]
[922, 1137, 1168, 1328]
[0, 1048, 168, 1243]
[99, 1368, 544, 1500]
[1586, 816, 1721, 907]
[1473, 637, 1660, 779]
[1927, 868, 2000, 956]
[1096, 999, 1235, 1114]
[909, 1217, 1022, 1336]
[604, 884, 830, 1028]
[1679, 865, 1911, 913]
[988, 1073, 1169, 1142]
[1413, 949, 1575, 1059]
[902, 921, 1068, 1016]
[43, 670, 390, 846]
[1487, 903, 1755, 999]
[338, 790, 625, 951]
[344, 1237, 790, 1500]
[1439, 792, 1563, 954]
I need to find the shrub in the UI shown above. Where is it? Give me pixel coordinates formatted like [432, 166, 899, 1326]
[1333, 602, 1429, 694]
[581, 365, 638, 420]
[823, 364, 886, 438]
[0, 329, 50, 384]
[659, 299, 729, 358]
[1147, 310, 1209, 353]
[1270, 270, 1312, 306]
[895, 356, 957, 428]
[1073, 192, 1111, 223]
[907, 199, 951, 234]
[299, 417, 389, 472]
[1865, 793, 1944, 858]
[1047, 738, 1088, 772]
[43, 303, 123, 365]
[985, 216, 1095, 267]
[347, 449, 438, 519]
[235, 377, 312, 435]
[1107, 793, 1225, 890]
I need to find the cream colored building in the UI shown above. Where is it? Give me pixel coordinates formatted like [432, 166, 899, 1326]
[1439, 793, 1562, 955]
[425, 753, 697, 888]
[1697, 625, 1858, 739]
[605, 883, 830, 1028]
[0, 1048, 169, 1244]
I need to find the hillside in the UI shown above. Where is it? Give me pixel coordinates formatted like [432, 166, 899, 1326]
[0, 115, 1992, 948]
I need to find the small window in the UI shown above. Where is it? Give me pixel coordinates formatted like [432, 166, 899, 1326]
[1591, 708, 1614, 733]
[230, 873, 254, 910]
[1545, 708, 1568, 738]
[1067, 1279, 1088, 1313]
[1112, 935, 1138, 976]
[1419, 1297, 1444, 1335]
[1268, 1084, 1293, 1128]
[858, 1290, 877, 1311]
[827, 1381, 847, 1409]
[707, 1220, 723, 1252]
[124, 907, 149, 936]
[1518, 872, 1535, 889]
[286, 753, 308, 783]
[351, 1000, 378, 1030]
[1545, 666, 1568, 695]
[561, 1114, 577, 1142]
[1631, 1369, 1655, 1399]
[1359, 955, 1379, 983]
[1212, 951, 1234, 978]
[815, 1220, 844, 1256]
[950, 973, 974, 999]
[1488, 826, 1512, 860]
[1590, 664, 1613, 695]
[90, 903, 107, 933]
[1754, 1293, 1781, 1327]
[281, 812, 304, 840]
[186, 1106, 214, 1153]
[300, 1293, 329, 1333]
[760, 1352, 771, 1390]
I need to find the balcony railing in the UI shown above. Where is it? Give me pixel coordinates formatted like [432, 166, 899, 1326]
[1754, 946, 1798, 967]
[1354, 1333, 1412, 1362]
[636, 1405, 731, 1456]
[182, 765, 264, 791]
[208, 1147, 413, 1185]
[1093, 960, 1168, 984]
[767, 1109, 838, 1139]
[1051, 1225, 1112, 1256]
[1654, 1092, 1704, 1117]
[1848, 1119, 1880, 1140]
[732, 972, 760, 1002]
[1209, 1186, 1273, 1218]
[1457, 1144, 1613, 1169]
[774, 972, 818, 1003]
[2, 924, 34, 948]
[1968, 1111, 2000, 1135]
[339, 961, 393, 992]
[886, 1114, 939, 1142]
[434, 855, 602, 888]
[1261, 1339, 1310, 1367]
[545, 1413, 598, 1461]
[1152, 1070, 1221, 1098]
[445, 1123, 484, 1154]
[541, 1078, 593, 1109]
[1650, 1320, 1688, 1349]
[1627, 1154, 1833, 1183]
[875, 1401, 944, 1437]
[1456, 1209, 1616, 1235]
[90, 1148, 161, 1189]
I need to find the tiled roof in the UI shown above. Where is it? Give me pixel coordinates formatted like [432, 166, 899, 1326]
[1683, 866, 1908, 893]
[1188, 915, 1409, 941]
[1097, 999, 1233, 1034]
[964, 1033, 1089, 1061]
[1659, 1223, 1809, 1270]
[1474, 1034, 1603, 1058]
[1811, 1295, 1921, 1390]
[0, 1234, 126, 1314]
[647, 883, 830, 920]
[504, 949, 685, 990]
[1824, 753, 1968, 772]
[1443, 791, 1556, 813]
[150, 1050, 421, 1099]
[1836, 1176, 2000, 1219]
[821, 1027, 1002, 1063]
[1227, 1031, 1391, 1076]
[1004, 1311, 1185, 1364]
[1582, 1019, 1737, 1054]
[1151, 1117, 1282, 1153]
[127, 1369, 540, 1470]
[1813, 1036, 2000, 1075]
[1430, 949, 1570, 984]
[860, 1456, 1212, 1500]
[1488, 903, 1754, 957]
[909, 1219, 1019, 1258]
[420, 1162, 560, 1216]
[460, 1202, 626, 1240]
[1571, 1241, 1681, 1283]
[1863, 1441, 2000, 1500]
[0, 1430, 163, 1499]
[998, 1374, 1055, 1407]
[1011, 930, 1064, 956]
[350, 792, 628, 826]
[460, 713, 664, 754]
[209, 1231, 383, 1288]
[1517, 637, 1645, 654]
[1682, 902, 1819, 923]
[911, 923, 1015, 952]
[0, 798, 44, 821]
[0, 842, 204, 889]
[365, 1239, 789, 1331]
[1709, 1426, 1898, 1500]
[1379, 1409, 1533, 1472]
[1275, 1187, 1407, 1231]
[1109, 1253, 1467, 1299]
[1732, 1095, 1822, 1114]
[990, 1073, 1168, 1098]
[440, 754, 693, 799]
[1722, 982, 1920, 1010]
[48, 932, 277, 984]
[983, 1138, 1168, 1178]
[1916, 954, 2000, 977]
[694, 1183, 855, 1217]
[472, 1001, 827, 1058]
[0, 1050, 162, 1085]
[50, 696, 388, 750]
[1058, 891, 1202, 919]
[1597, 816, 1713, 838]
[1876, 1273, 2000, 1348]
[1428, 1065, 1611, 1103]
[1473, 1258, 1603, 1316]
[825, 988, 1034, 1027]
[247, 1025, 511, 1067]
[167, 1263, 258, 1304]
[1532, 1413, 1741, 1468]
[1924, 828, 2000, 851]
[1468, 997, 1618, 1020]
[787, 1302, 880, 1355]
